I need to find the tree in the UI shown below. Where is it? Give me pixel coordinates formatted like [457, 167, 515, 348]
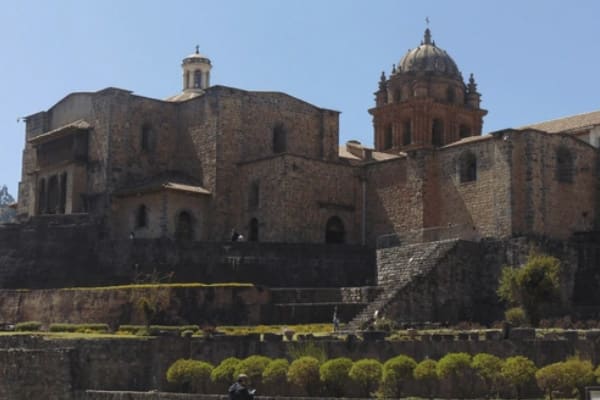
[561, 358, 595, 400]
[262, 358, 289, 395]
[414, 359, 438, 400]
[436, 352, 473, 399]
[501, 356, 537, 400]
[472, 353, 503, 398]
[497, 252, 562, 325]
[287, 356, 321, 396]
[319, 357, 353, 397]
[210, 357, 240, 390]
[349, 358, 383, 398]
[380, 355, 417, 398]
[536, 362, 565, 400]
[166, 359, 213, 393]
[234, 355, 271, 390]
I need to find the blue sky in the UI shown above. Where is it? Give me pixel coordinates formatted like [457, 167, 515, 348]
[1, 0, 600, 196]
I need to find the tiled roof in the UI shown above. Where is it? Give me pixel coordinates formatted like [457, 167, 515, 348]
[114, 176, 210, 197]
[441, 134, 493, 148]
[28, 119, 90, 145]
[521, 110, 600, 133]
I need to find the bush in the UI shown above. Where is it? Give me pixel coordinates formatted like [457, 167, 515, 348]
[211, 357, 240, 390]
[505, 307, 528, 327]
[234, 355, 271, 389]
[472, 353, 503, 397]
[14, 321, 42, 331]
[349, 358, 383, 398]
[561, 358, 595, 400]
[287, 356, 321, 396]
[436, 352, 473, 399]
[166, 359, 213, 393]
[320, 357, 353, 397]
[501, 356, 537, 400]
[49, 323, 109, 333]
[262, 358, 289, 395]
[536, 362, 564, 400]
[414, 359, 438, 400]
[380, 355, 416, 398]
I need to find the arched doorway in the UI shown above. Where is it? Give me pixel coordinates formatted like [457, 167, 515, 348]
[175, 211, 194, 241]
[325, 216, 346, 244]
[249, 218, 259, 242]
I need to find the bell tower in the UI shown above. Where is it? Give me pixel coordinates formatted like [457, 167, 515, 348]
[182, 46, 212, 92]
[370, 29, 487, 152]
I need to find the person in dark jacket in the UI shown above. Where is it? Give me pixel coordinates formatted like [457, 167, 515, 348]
[228, 374, 255, 400]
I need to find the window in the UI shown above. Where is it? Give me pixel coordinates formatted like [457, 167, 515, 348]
[249, 218, 259, 242]
[175, 211, 194, 241]
[38, 178, 46, 215]
[194, 70, 202, 88]
[402, 120, 412, 146]
[383, 124, 393, 150]
[136, 204, 147, 228]
[447, 86, 455, 103]
[47, 175, 59, 214]
[556, 146, 574, 183]
[432, 118, 444, 147]
[141, 124, 156, 152]
[273, 124, 287, 153]
[325, 216, 346, 244]
[248, 181, 260, 210]
[459, 151, 477, 183]
[459, 124, 471, 139]
[58, 172, 67, 214]
[394, 89, 402, 102]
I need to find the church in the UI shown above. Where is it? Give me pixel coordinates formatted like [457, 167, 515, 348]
[16, 29, 599, 246]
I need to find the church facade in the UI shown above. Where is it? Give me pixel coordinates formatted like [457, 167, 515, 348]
[16, 30, 599, 245]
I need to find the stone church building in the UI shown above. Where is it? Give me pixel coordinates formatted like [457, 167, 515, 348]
[16, 30, 599, 246]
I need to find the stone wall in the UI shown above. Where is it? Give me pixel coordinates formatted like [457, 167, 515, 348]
[0, 220, 375, 289]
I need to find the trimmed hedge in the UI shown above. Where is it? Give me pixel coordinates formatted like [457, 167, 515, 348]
[14, 321, 42, 331]
[49, 323, 109, 333]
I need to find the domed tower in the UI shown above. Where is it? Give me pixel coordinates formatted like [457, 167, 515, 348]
[370, 29, 487, 152]
[182, 45, 212, 92]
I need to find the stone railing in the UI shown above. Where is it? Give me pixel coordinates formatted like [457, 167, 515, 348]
[376, 224, 480, 248]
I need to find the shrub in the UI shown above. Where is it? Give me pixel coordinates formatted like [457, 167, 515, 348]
[287, 356, 321, 396]
[436, 352, 473, 399]
[536, 362, 564, 400]
[380, 355, 416, 398]
[15, 321, 42, 331]
[262, 358, 289, 395]
[501, 356, 537, 400]
[505, 307, 528, 327]
[349, 358, 383, 398]
[234, 355, 271, 389]
[287, 341, 327, 363]
[211, 357, 240, 390]
[472, 353, 503, 397]
[320, 357, 353, 397]
[561, 358, 595, 400]
[414, 359, 438, 400]
[49, 323, 109, 333]
[166, 359, 213, 393]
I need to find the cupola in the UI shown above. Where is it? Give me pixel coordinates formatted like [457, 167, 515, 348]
[182, 46, 212, 92]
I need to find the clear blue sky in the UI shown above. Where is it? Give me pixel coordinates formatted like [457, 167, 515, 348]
[1, 0, 600, 197]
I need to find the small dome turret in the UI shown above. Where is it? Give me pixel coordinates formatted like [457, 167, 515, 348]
[396, 29, 461, 79]
[182, 45, 212, 92]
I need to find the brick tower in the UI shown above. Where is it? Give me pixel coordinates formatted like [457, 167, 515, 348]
[370, 29, 487, 152]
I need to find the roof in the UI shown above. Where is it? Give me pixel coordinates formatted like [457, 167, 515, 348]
[28, 119, 90, 145]
[441, 134, 494, 149]
[114, 177, 210, 197]
[165, 90, 205, 102]
[521, 110, 600, 133]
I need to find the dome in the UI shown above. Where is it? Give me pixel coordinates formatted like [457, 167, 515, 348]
[182, 46, 211, 65]
[397, 29, 460, 79]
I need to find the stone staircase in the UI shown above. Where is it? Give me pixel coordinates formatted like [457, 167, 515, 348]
[345, 239, 460, 331]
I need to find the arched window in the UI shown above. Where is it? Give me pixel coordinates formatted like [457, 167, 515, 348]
[383, 124, 393, 150]
[59, 172, 67, 214]
[459, 151, 477, 183]
[194, 70, 202, 88]
[175, 211, 194, 241]
[273, 123, 287, 153]
[556, 146, 574, 183]
[402, 120, 412, 146]
[47, 175, 59, 214]
[248, 181, 260, 210]
[394, 89, 402, 102]
[141, 124, 156, 152]
[136, 204, 147, 228]
[325, 216, 346, 244]
[459, 124, 471, 138]
[432, 118, 444, 147]
[249, 218, 259, 242]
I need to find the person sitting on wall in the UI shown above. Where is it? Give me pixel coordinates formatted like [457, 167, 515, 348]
[229, 374, 255, 400]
